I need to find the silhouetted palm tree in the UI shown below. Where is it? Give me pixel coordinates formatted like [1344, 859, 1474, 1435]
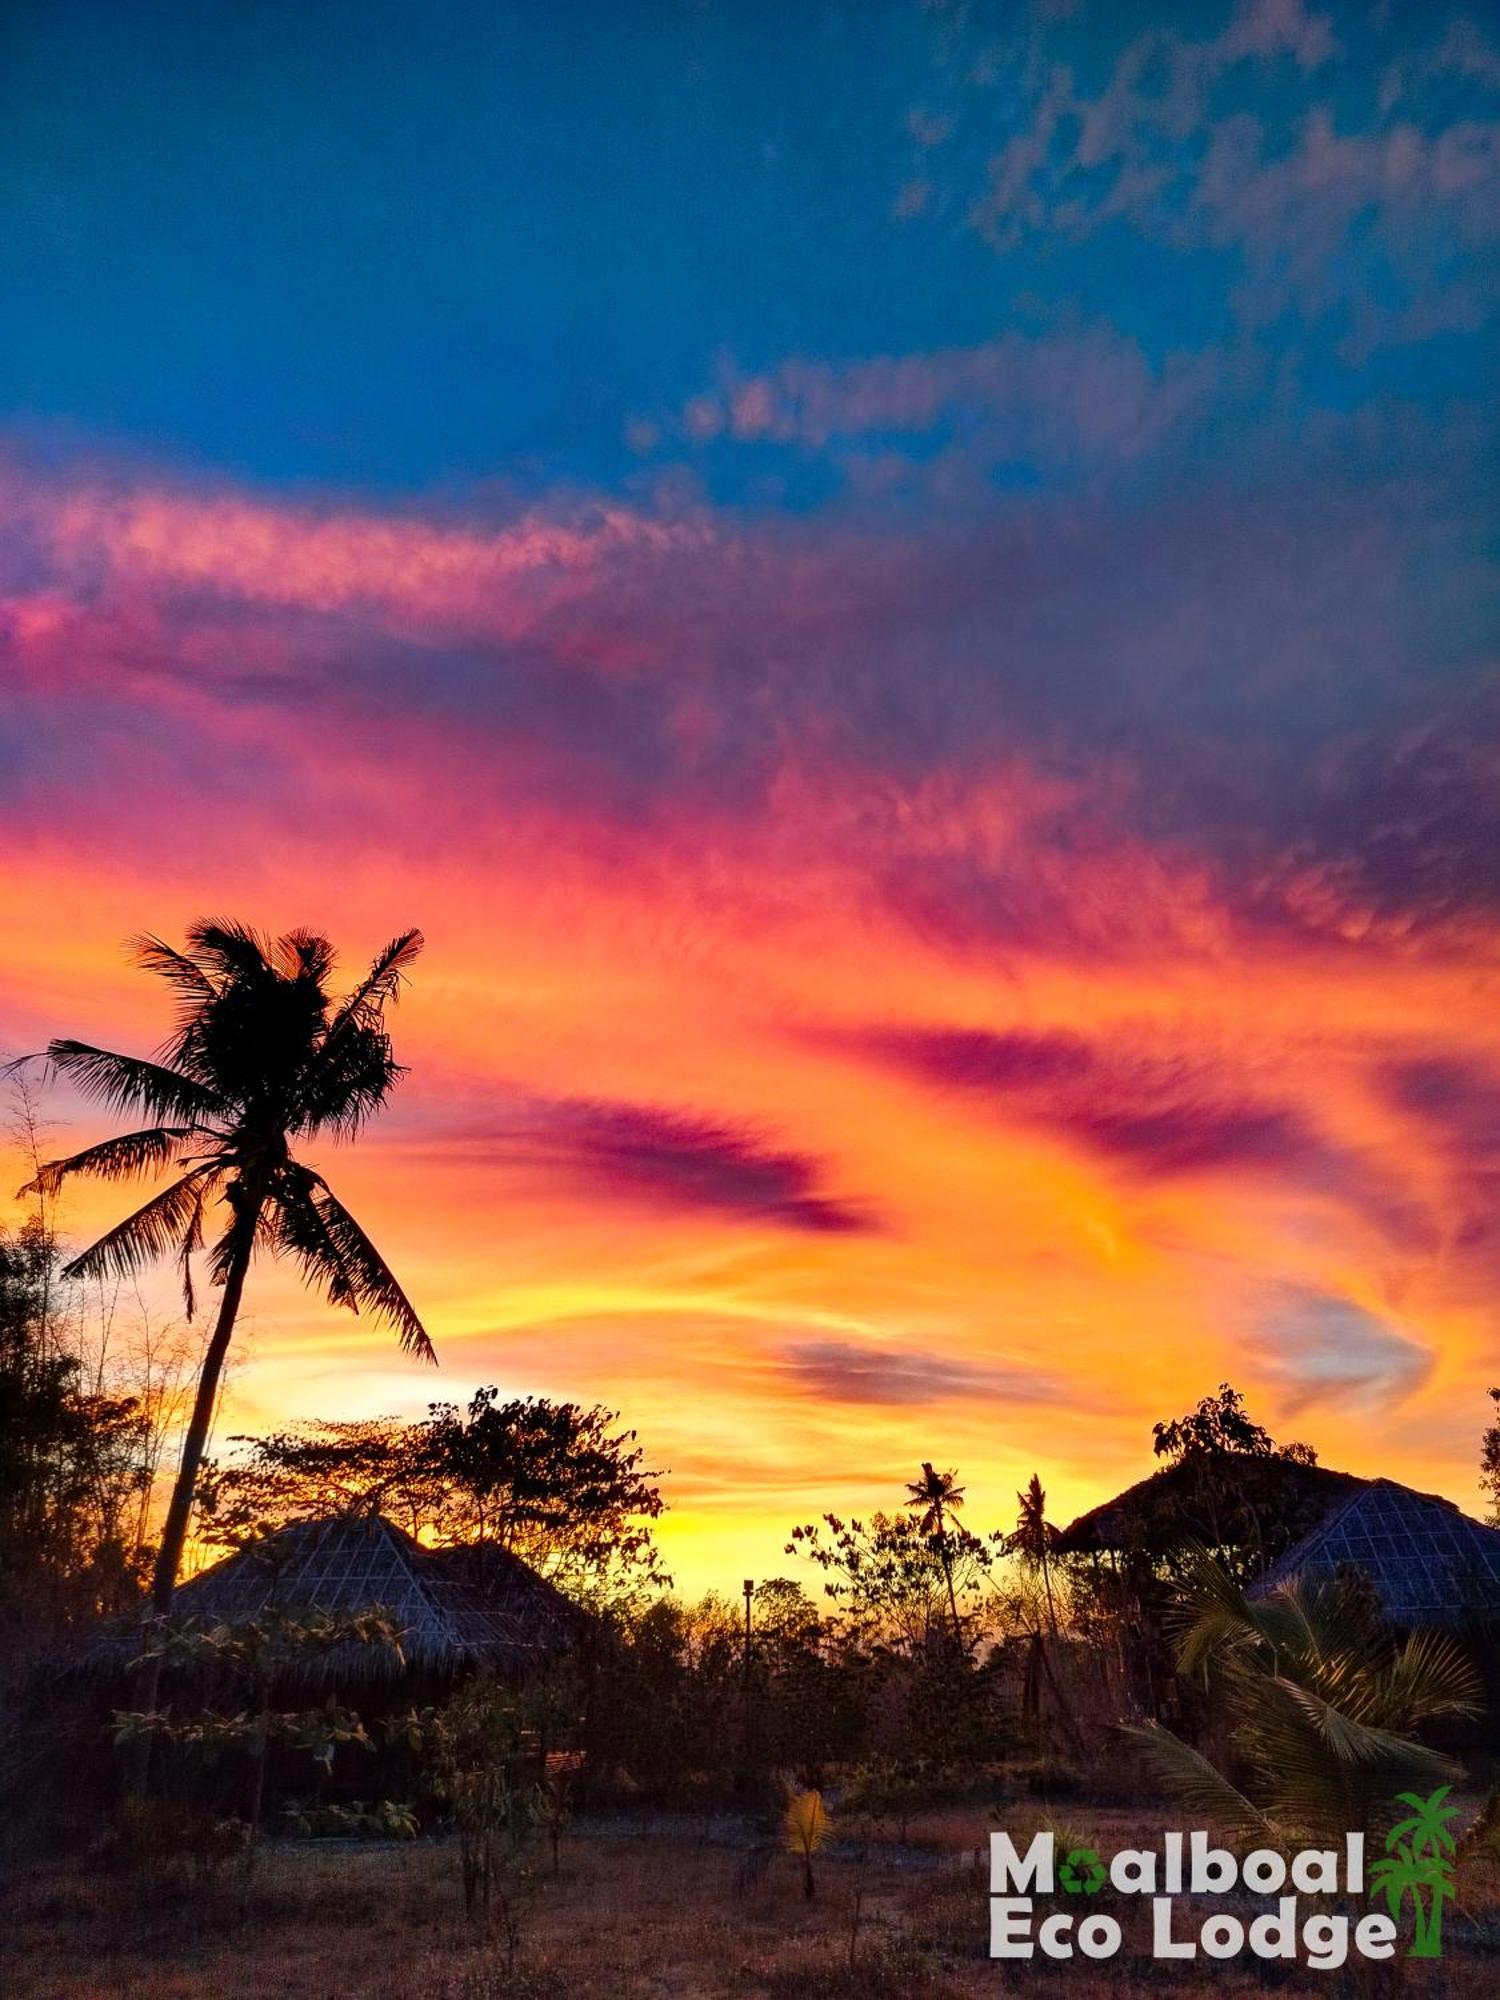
[22, 922, 432, 1613]
[1012, 1472, 1058, 1635]
[906, 1460, 966, 1648]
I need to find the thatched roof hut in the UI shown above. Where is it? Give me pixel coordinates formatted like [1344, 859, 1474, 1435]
[1252, 1478, 1500, 1630]
[1053, 1452, 1363, 1566]
[163, 1513, 589, 1677]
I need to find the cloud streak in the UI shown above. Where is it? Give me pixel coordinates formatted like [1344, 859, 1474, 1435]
[443, 1097, 874, 1237]
[776, 1339, 1069, 1408]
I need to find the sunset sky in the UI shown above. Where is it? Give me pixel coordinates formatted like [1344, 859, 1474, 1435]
[2, 0, 1498, 1592]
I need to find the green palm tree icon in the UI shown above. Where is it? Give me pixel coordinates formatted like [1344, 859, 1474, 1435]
[1370, 1787, 1459, 1959]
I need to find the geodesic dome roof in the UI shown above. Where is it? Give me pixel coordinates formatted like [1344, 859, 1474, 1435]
[1253, 1478, 1500, 1629]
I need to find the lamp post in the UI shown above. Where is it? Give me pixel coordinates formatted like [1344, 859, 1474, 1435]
[734, 1578, 756, 1794]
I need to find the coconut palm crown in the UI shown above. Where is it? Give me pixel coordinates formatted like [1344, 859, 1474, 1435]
[21, 921, 433, 1610]
[906, 1460, 967, 1647]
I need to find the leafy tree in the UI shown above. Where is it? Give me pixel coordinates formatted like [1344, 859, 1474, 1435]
[21, 923, 432, 1614]
[0, 1218, 165, 1665]
[1152, 1382, 1316, 1466]
[198, 1416, 436, 1546]
[748, 1577, 822, 1674]
[788, 1503, 998, 1657]
[424, 1389, 665, 1596]
[1481, 1387, 1500, 1525]
[199, 1388, 667, 1600]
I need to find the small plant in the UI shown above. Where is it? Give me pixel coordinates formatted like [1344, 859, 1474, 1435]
[843, 1755, 928, 1843]
[281, 1797, 419, 1839]
[534, 1750, 582, 1874]
[395, 1677, 535, 1941]
[1124, 1559, 1479, 1843]
[783, 1783, 833, 1900]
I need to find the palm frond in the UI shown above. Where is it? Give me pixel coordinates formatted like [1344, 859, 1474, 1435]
[1172, 1552, 1262, 1674]
[63, 1168, 218, 1286]
[1268, 1675, 1422, 1767]
[22, 1125, 203, 1196]
[1241, 1678, 1460, 1835]
[183, 919, 278, 981]
[292, 1025, 404, 1137]
[178, 1175, 209, 1318]
[270, 1165, 361, 1313]
[289, 932, 423, 1137]
[330, 930, 424, 1034]
[1376, 1631, 1482, 1731]
[42, 1041, 224, 1123]
[273, 1166, 434, 1362]
[1121, 1721, 1272, 1841]
[276, 929, 335, 982]
[130, 934, 219, 1002]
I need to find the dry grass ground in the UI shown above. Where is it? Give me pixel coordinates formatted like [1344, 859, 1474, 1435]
[2, 1805, 1497, 1999]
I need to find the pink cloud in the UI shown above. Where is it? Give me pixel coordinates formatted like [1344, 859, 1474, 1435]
[0, 463, 692, 648]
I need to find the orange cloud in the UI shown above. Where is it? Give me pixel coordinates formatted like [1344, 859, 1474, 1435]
[2, 454, 1498, 1593]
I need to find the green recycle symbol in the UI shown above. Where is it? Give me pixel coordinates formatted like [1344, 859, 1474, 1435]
[1058, 1846, 1106, 1895]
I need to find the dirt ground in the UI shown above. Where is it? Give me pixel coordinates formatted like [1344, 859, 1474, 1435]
[2, 1805, 1496, 1998]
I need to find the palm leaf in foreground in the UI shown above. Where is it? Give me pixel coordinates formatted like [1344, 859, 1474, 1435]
[1120, 1720, 1270, 1842]
[1131, 1553, 1479, 1844]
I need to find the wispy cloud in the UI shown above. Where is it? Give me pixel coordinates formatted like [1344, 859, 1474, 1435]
[1250, 1284, 1432, 1411]
[776, 1338, 1068, 1408]
[435, 1097, 874, 1237]
[915, 3, 1500, 350]
[844, 1023, 1332, 1179]
[647, 328, 1208, 471]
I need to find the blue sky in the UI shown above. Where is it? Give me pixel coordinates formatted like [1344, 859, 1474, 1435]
[6, 0, 1494, 499]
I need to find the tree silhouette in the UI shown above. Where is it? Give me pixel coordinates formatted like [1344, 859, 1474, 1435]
[905, 1461, 966, 1649]
[1012, 1472, 1058, 1636]
[21, 923, 431, 1614]
[1481, 1388, 1500, 1525]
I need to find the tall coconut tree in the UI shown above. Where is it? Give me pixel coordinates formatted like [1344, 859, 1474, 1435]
[20, 922, 433, 1614]
[1012, 1472, 1059, 1636]
[905, 1460, 967, 1650]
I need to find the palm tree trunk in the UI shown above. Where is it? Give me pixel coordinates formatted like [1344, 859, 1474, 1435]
[1039, 1543, 1058, 1637]
[128, 1205, 258, 1773]
[150, 1219, 255, 1612]
[939, 1537, 963, 1651]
